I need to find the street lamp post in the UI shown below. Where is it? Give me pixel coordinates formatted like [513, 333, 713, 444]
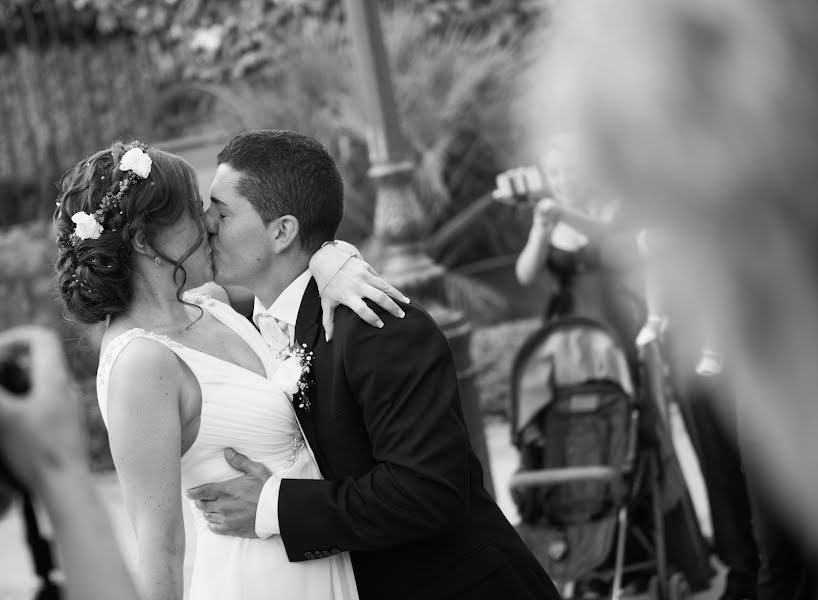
[343, 0, 494, 496]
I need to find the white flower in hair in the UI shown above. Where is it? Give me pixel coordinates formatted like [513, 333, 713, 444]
[119, 147, 152, 178]
[71, 211, 103, 240]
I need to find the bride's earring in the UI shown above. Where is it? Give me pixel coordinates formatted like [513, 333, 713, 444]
[154, 256, 162, 267]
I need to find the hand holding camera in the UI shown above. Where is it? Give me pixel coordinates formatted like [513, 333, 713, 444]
[493, 166, 564, 227]
[492, 165, 549, 204]
[532, 198, 563, 232]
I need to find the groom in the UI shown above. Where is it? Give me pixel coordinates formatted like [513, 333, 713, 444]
[188, 130, 560, 600]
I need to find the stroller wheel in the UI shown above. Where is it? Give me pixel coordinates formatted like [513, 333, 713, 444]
[668, 572, 690, 600]
[647, 576, 661, 600]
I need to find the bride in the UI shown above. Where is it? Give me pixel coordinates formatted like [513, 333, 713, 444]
[54, 142, 398, 600]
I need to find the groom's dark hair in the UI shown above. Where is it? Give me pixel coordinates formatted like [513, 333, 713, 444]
[217, 130, 344, 253]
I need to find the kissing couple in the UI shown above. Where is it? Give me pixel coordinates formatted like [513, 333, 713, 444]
[54, 130, 560, 600]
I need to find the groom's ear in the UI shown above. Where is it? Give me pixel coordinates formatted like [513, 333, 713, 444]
[269, 214, 300, 254]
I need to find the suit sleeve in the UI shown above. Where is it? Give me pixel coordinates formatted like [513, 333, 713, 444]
[277, 303, 472, 561]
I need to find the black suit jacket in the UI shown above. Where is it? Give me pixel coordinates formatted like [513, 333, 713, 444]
[278, 279, 560, 600]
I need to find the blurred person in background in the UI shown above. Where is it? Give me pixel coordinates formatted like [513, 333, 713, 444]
[639, 231, 760, 600]
[542, 0, 818, 597]
[0, 325, 140, 600]
[514, 134, 643, 369]
[512, 135, 759, 599]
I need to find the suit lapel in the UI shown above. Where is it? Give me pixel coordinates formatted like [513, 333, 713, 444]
[292, 279, 323, 464]
[294, 277, 322, 354]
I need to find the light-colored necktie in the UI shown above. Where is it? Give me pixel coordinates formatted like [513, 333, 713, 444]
[256, 313, 291, 352]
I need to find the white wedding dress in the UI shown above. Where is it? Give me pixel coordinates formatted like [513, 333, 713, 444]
[96, 292, 359, 600]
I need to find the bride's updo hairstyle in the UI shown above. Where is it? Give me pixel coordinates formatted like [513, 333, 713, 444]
[54, 141, 205, 324]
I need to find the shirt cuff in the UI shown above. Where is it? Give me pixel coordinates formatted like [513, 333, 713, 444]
[309, 240, 361, 294]
[255, 475, 282, 539]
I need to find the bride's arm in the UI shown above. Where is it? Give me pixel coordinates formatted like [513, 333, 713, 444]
[106, 339, 186, 600]
[310, 241, 409, 341]
[213, 240, 410, 340]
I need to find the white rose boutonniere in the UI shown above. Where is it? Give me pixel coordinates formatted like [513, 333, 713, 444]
[274, 343, 314, 410]
[71, 211, 103, 240]
[119, 147, 152, 178]
[276, 355, 303, 396]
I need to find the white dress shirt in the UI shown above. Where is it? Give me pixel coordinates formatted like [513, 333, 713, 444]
[253, 270, 312, 539]
[252, 270, 312, 349]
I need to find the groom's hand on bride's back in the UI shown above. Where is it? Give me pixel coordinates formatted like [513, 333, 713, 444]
[186, 447, 271, 538]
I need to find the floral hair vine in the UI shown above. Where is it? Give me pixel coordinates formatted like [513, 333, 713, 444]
[56, 143, 152, 249]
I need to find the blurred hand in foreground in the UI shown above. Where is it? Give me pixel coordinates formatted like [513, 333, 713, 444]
[0, 325, 141, 600]
[0, 326, 85, 491]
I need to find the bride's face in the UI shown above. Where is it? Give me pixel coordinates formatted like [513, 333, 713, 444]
[152, 211, 213, 290]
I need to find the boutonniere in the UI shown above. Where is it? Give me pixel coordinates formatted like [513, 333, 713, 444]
[274, 343, 314, 411]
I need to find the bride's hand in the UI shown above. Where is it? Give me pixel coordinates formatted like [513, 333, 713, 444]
[310, 242, 410, 342]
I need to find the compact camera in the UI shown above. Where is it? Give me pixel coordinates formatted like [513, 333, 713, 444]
[0, 342, 31, 395]
[491, 165, 551, 205]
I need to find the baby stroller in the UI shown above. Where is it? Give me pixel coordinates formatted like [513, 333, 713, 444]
[509, 255, 712, 599]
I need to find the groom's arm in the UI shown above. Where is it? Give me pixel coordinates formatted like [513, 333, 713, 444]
[276, 303, 473, 559]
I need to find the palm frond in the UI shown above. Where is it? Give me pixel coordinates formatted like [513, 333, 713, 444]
[443, 270, 510, 325]
[212, 6, 532, 257]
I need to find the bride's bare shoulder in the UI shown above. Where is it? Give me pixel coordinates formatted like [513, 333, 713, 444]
[105, 336, 186, 416]
[107, 336, 180, 381]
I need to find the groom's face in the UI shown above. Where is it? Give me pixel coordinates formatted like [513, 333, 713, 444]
[206, 164, 274, 288]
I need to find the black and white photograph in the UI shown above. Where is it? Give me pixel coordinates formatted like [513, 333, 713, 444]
[1, 1, 817, 599]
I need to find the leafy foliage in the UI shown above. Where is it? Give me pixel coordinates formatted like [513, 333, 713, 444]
[69, 0, 545, 83]
[240, 6, 540, 320]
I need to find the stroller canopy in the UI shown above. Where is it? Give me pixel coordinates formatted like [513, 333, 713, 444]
[512, 317, 634, 438]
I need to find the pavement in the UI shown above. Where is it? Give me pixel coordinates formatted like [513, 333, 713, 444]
[0, 410, 723, 599]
